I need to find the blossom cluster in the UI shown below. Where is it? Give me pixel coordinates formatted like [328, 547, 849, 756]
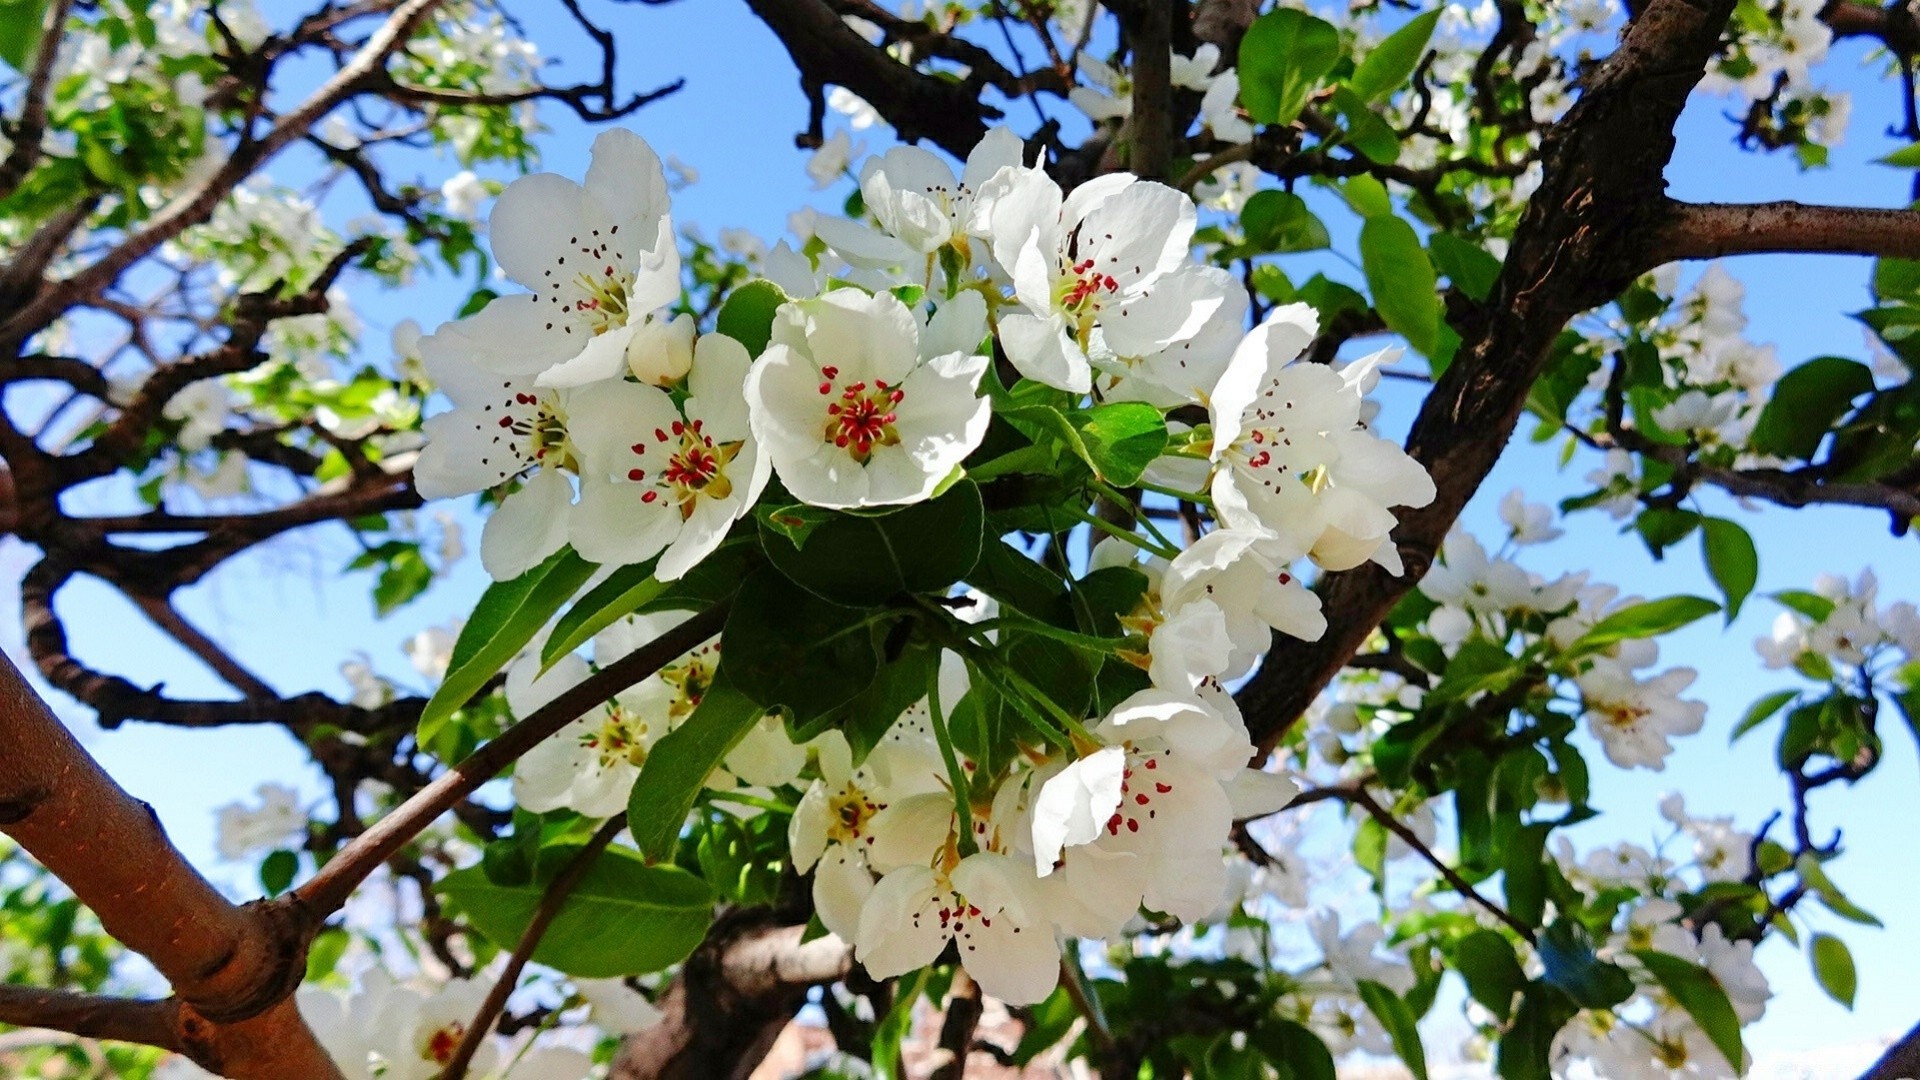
[410, 126, 1437, 1006]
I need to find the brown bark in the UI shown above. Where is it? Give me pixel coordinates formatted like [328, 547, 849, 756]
[1652, 200, 1920, 262]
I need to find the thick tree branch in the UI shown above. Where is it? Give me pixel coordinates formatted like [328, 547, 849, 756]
[0, 652, 341, 1077]
[0, 987, 180, 1051]
[1651, 200, 1920, 262]
[1234, 0, 1740, 748]
[1862, 1021, 1920, 1080]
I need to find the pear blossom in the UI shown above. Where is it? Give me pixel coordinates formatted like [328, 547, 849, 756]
[1169, 44, 1222, 91]
[1069, 54, 1131, 121]
[574, 977, 664, 1033]
[1199, 72, 1254, 143]
[439, 170, 488, 218]
[567, 333, 769, 578]
[1161, 526, 1326, 674]
[424, 129, 679, 385]
[808, 129, 861, 188]
[1207, 305, 1435, 571]
[404, 625, 456, 681]
[988, 168, 1201, 392]
[855, 851, 1061, 1004]
[745, 288, 991, 508]
[1499, 487, 1563, 544]
[1576, 658, 1707, 770]
[163, 378, 234, 451]
[812, 128, 1025, 271]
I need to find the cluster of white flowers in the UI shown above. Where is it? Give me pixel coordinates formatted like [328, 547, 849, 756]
[1698, 0, 1850, 151]
[213, 782, 307, 861]
[1756, 568, 1920, 671]
[406, 125, 1440, 1007]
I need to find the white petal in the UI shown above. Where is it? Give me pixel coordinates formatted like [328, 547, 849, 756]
[855, 866, 950, 978]
[863, 792, 955, 873]
[1208, 304, 1319, 452]
[568, 475, 680, 568]
[582, 129, 671, 253]
[999, 311, 1091, 393]
[480, 470, 573, 580]
[1225, 768, 1300, 818]
[490, 172, 592, 292]
[422, 293, 580, 377]
[534, 322, 637, 388]
[814, 846, 876, 942]
[1030, 747, 1126, 877]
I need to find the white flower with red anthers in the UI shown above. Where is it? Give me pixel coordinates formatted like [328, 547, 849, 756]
[986, 168, 1200, 393]
[1161, 526, 1327, 676]
[421, 129, 679, 387]
[789, 718, 949, 941]
[1024, 688, 1292, 937]
[411, 349, 580, 580]
[745, 288, 991, 509]
[855, 850, 1061, 1004]
[1090, 263, 1248, 408]
[812, 128, 1025, 272]
[1575, 656, 1707, 771]
[566, 332, 770, 579]
[1207, 304, 1436, 574]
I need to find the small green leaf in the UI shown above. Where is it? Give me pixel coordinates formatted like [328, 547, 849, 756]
[1071, 403, 1168, 487]
[1340, 174, 1393, 220]
[714, 279, 790, 357]
[1238, 8, 1343, 126]
[1539, 921, 1634, 1009]
[440, 845, 714, 976]
[1360, 215, 1441, 356]
[720, 568, 880, 726]
[754, 502, 838, 547]
[1496, 984, 1579, 1080]
[761, 480, 985, 605]
[1565, 596, 1720, 659]
[1239, 190, 1331, 253]
[1357, 980, 1428, 1080]
[1632, 951, 1745, 1074]
[1876, 142, 1920, 168]
[421, 548, 598, 748]
[540, 558, 666, 669]
[1428, 233, 1502, 303]
[1700, 517, 1758, 621]
[1797, 854, 1883, 926]
[305, 927, 350, 982]
[259, 850, 298, 897]
[1329, 87, 1400, 163]
[625, 671, 765, 861]
[1635, 507, 1700, 559]
[1810, 932, 1857, 1008]
[1350, 10, 1441, 102]
[1772, 589, 1837, 622]
[1454, 930, 1526, 1022]
[1730, 688, 1797, 742]
[0, 0, 49, 73]
[1751, 357, 1876, 461]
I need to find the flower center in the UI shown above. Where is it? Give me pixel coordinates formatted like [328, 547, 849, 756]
[660, 647, 717, 720]
[581, 705, 652, 769]
[818, 368, 905, 461]
[498, 391, 574, 470]
[423, 1023, 466, 1065]
[825, 781, 881, 845]
[1057, 258, 1118, 320]
[627, 420, 742, 518]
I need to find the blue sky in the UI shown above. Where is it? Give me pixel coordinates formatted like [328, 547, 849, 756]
[9, 1, 1917, 1068]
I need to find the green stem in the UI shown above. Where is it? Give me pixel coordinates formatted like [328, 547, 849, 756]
[1061, 503, 1179, 561]
[927, 673, 977, 857]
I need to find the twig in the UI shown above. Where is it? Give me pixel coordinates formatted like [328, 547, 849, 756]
[290, 602, 728, 920]
[442, 818, 624, 1079]
[0, 0, 78, 202]
[1345, 787, 1538, 943]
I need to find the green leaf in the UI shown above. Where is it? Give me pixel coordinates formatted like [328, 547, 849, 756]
[1700, 517, 1758, 621]
[714, 279, 790, 357]
[1773, 588, 1837, 622]
[1454, 930, 1526, 1022]
[1497, 984, 1579, 1080]
[1237, 8, 1343, 126]
[420, 548, 598, 748]
[1339, 174, 1393, 220]
[1239, 190, 1331, 254]
[1539, 921, 1634, 1008]
[259, 850, 298, 897]
[761, 480, 984, 605]
[626, 671, 764, 861]
[1881, 143, 1920, 168]
[441, 845, 714, 976]
[1350, 10, 1441, 102]
[1070, 403, 1168, 487]
[1249, 1019, 1336, 1080]
[1360, 215, 1441, 356]
[1501, 822, 1552, 925]
[1796, 854, 1883, 926]
[541, 559, 666, 668]
[1632, 950, 1745, 1074]
[721, 568, 879, 726]
[1731, 689, 1797, 742]
[1428, 233, 1502, 303]
[0, 0, 49, 73]
[1751, 356, 1876, 461]
[1810, 932, 1857, 1008]
[1564, 596, 1720, 659]
[754, 502, 838, 547]
[1635, 507, 1700, 559]
[305, 927, 350, 982]
[1357, 980, 1428, 1080]
[1329, 87, 1400, 163]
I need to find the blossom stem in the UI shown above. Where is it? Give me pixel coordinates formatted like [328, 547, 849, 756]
[926, 674, 977, 857]
[1061, 503, 1180, 561]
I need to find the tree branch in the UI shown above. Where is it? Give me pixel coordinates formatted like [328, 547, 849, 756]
[0, 0, 78, 202]
[0, 987, 180, 1052]
[442, 819, 623, 1079]
[1651, 200, 1920, 263]
[289, 602, 729, 920]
